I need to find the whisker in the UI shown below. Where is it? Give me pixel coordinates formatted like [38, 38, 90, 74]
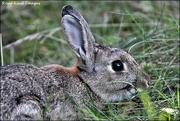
[106, 81, 135, 88]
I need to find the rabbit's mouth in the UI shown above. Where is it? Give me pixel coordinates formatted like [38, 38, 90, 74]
[119, 84, 133, 91]
[105, 80, 135, 91]
[95, 81, 137, 102]
[99, 86, 137, 102]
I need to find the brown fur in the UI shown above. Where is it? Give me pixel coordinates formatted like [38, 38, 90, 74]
[41, 64, 78, 77]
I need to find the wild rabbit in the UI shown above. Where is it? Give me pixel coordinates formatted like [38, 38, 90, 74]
[0, 5, 149, 120]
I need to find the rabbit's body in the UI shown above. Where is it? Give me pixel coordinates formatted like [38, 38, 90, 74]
[0, 5, 149, 120]
[1, 64, 96, 119]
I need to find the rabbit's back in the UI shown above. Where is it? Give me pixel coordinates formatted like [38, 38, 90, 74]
[1, 64, 48, 99]
[0, 64, 73, 120]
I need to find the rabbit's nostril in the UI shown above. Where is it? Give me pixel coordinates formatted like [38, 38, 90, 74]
[146, 81, 149, 88]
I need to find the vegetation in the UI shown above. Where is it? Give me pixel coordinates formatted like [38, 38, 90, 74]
[1, 1, 179, 120]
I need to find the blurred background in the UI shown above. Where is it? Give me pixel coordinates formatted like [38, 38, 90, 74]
[1, 1, 179, 120]
[1, 1, 178, 66]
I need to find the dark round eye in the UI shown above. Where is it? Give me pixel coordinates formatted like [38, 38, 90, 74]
[112, 60, 124, 71]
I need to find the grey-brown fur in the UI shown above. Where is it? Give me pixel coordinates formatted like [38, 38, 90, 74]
[0, 5, 149, 120]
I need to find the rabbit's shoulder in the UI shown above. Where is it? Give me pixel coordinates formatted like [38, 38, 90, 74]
[41, 64, 78, 77]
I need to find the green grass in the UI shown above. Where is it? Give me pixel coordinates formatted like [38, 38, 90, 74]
[1, 1, 179, 120]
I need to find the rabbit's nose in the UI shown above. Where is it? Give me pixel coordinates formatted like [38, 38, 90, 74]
[62, 5, 73, 17]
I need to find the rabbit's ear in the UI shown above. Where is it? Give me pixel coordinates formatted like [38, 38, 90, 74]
[61, 5, 95, 72]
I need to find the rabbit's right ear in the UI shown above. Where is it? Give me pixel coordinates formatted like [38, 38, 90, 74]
[61, 5, 95, 72]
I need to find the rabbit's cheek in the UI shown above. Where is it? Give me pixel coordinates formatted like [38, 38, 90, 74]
[109, 72, 136, 83]
[98, 75, 134, 93]
[98, 86, 136, 102]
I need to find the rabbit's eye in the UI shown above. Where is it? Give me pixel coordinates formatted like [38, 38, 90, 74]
[112, 60, 124, 71]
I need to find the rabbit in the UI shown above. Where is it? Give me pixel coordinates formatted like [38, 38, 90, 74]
[0, 5, 150, 120]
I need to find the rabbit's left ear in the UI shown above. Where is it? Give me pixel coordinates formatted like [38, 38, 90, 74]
[61, 5, 95, 72]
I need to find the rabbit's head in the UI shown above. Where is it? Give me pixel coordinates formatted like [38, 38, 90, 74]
[61, 5, 149, 102]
